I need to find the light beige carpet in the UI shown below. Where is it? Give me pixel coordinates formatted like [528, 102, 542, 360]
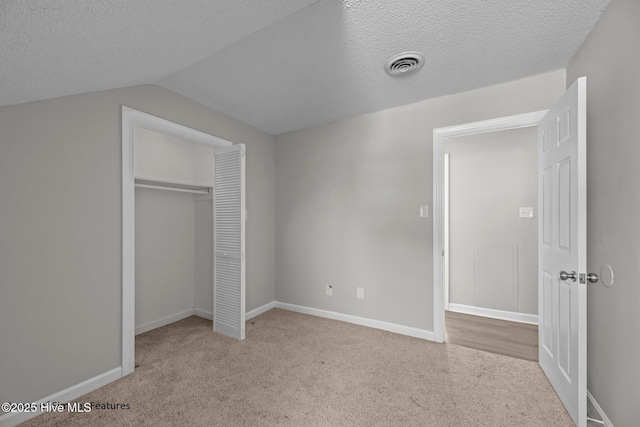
[22, 309, 573, 426]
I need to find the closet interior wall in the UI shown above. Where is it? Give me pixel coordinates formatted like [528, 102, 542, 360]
[194, 192, 214, 317]
[134, 126, 215, 334]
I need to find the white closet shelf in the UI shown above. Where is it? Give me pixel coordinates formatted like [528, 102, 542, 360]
[134, 178, 211, 195]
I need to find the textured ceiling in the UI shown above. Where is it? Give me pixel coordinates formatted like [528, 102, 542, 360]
[0, 0, 319, 106]
[2, 0, 610, 135]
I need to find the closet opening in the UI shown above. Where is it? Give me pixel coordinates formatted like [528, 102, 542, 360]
[122, 107, 246, 377]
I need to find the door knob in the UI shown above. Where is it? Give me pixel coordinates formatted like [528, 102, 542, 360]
[559, 270, 577, 282]
[586, 273, 599, 283]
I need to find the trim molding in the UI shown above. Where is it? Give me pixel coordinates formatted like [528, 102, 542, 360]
[195, 301, 275, 322]
[135, 308, 196, 335]
[136, 302, 277, 332]
[432, 111, 547, 343]
[274, 302, 436, 342]
[448, 303, 538, 325]
[0, 368, 121, 427]
[588, 390, 614, 427]
[246, 301, 276, 320]
[141, 301, 276, 327]
[194, 308, 213, 320]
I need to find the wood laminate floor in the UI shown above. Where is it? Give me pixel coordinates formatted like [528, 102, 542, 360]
[445, 310, 539, 361]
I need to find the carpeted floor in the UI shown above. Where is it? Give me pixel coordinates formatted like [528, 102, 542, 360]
[22, 309, 574, 426]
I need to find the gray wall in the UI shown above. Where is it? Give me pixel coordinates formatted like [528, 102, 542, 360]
[275, 70, 566, 331]
[0, 85, 275, 404]
[135, 188, 195, 329]
[136, 189, 214, 329]
[194, 195, 214, 315]
[567, 0, 640, 425]
[446, 127, 538, 315]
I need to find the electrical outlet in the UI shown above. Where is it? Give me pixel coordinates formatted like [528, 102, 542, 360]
[357, 287, 364, 299]
[326, 285, 332, 296]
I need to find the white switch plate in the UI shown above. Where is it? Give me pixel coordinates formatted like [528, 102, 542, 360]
[357, 287, 364, 299]
[519, 207, 534, 218]
[326, 285, 332, 296]
[419, 205, 429, 218]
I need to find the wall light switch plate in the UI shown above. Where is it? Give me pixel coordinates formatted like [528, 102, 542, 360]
[357, 287, 364, 299]
[419, 205, 429, 218]
[326, 285, 332, 296]
[519, 207, 534, 219]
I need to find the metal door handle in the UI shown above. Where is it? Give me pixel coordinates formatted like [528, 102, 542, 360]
[560, 271, 599, 283]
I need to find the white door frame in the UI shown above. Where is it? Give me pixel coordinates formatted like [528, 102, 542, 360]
[121, 106, 233, 376]
[432, 111, 547, 343]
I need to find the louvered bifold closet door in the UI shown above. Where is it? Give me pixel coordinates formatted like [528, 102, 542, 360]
[213, 144, 246, 340]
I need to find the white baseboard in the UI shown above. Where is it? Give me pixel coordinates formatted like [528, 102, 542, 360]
[588, 390, 614, 427]
[194, 302, 276, 323]
[193, 308, 213, 320]
[246, 301, 275, 320]
[0, 367, 121, 427]
[135, 308, 196, 335]
[448, 303, 538, 325]
[274, 302, 435, 341]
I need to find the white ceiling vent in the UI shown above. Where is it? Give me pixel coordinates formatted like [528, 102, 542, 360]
[384, 52, 425, 77]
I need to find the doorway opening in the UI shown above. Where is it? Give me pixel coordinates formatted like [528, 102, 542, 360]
[433, 111, 546, 360]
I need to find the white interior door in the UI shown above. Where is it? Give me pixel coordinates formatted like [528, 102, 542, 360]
[538, 77, 587, 427]
[213, 144, 246, 340]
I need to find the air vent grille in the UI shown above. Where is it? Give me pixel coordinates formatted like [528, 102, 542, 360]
[385, 52, 425, 77]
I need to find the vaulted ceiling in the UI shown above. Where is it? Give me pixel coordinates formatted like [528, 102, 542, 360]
[1, 0, 610, 135]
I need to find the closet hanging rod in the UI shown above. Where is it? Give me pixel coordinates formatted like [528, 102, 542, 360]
[134, 183, 210, 195]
